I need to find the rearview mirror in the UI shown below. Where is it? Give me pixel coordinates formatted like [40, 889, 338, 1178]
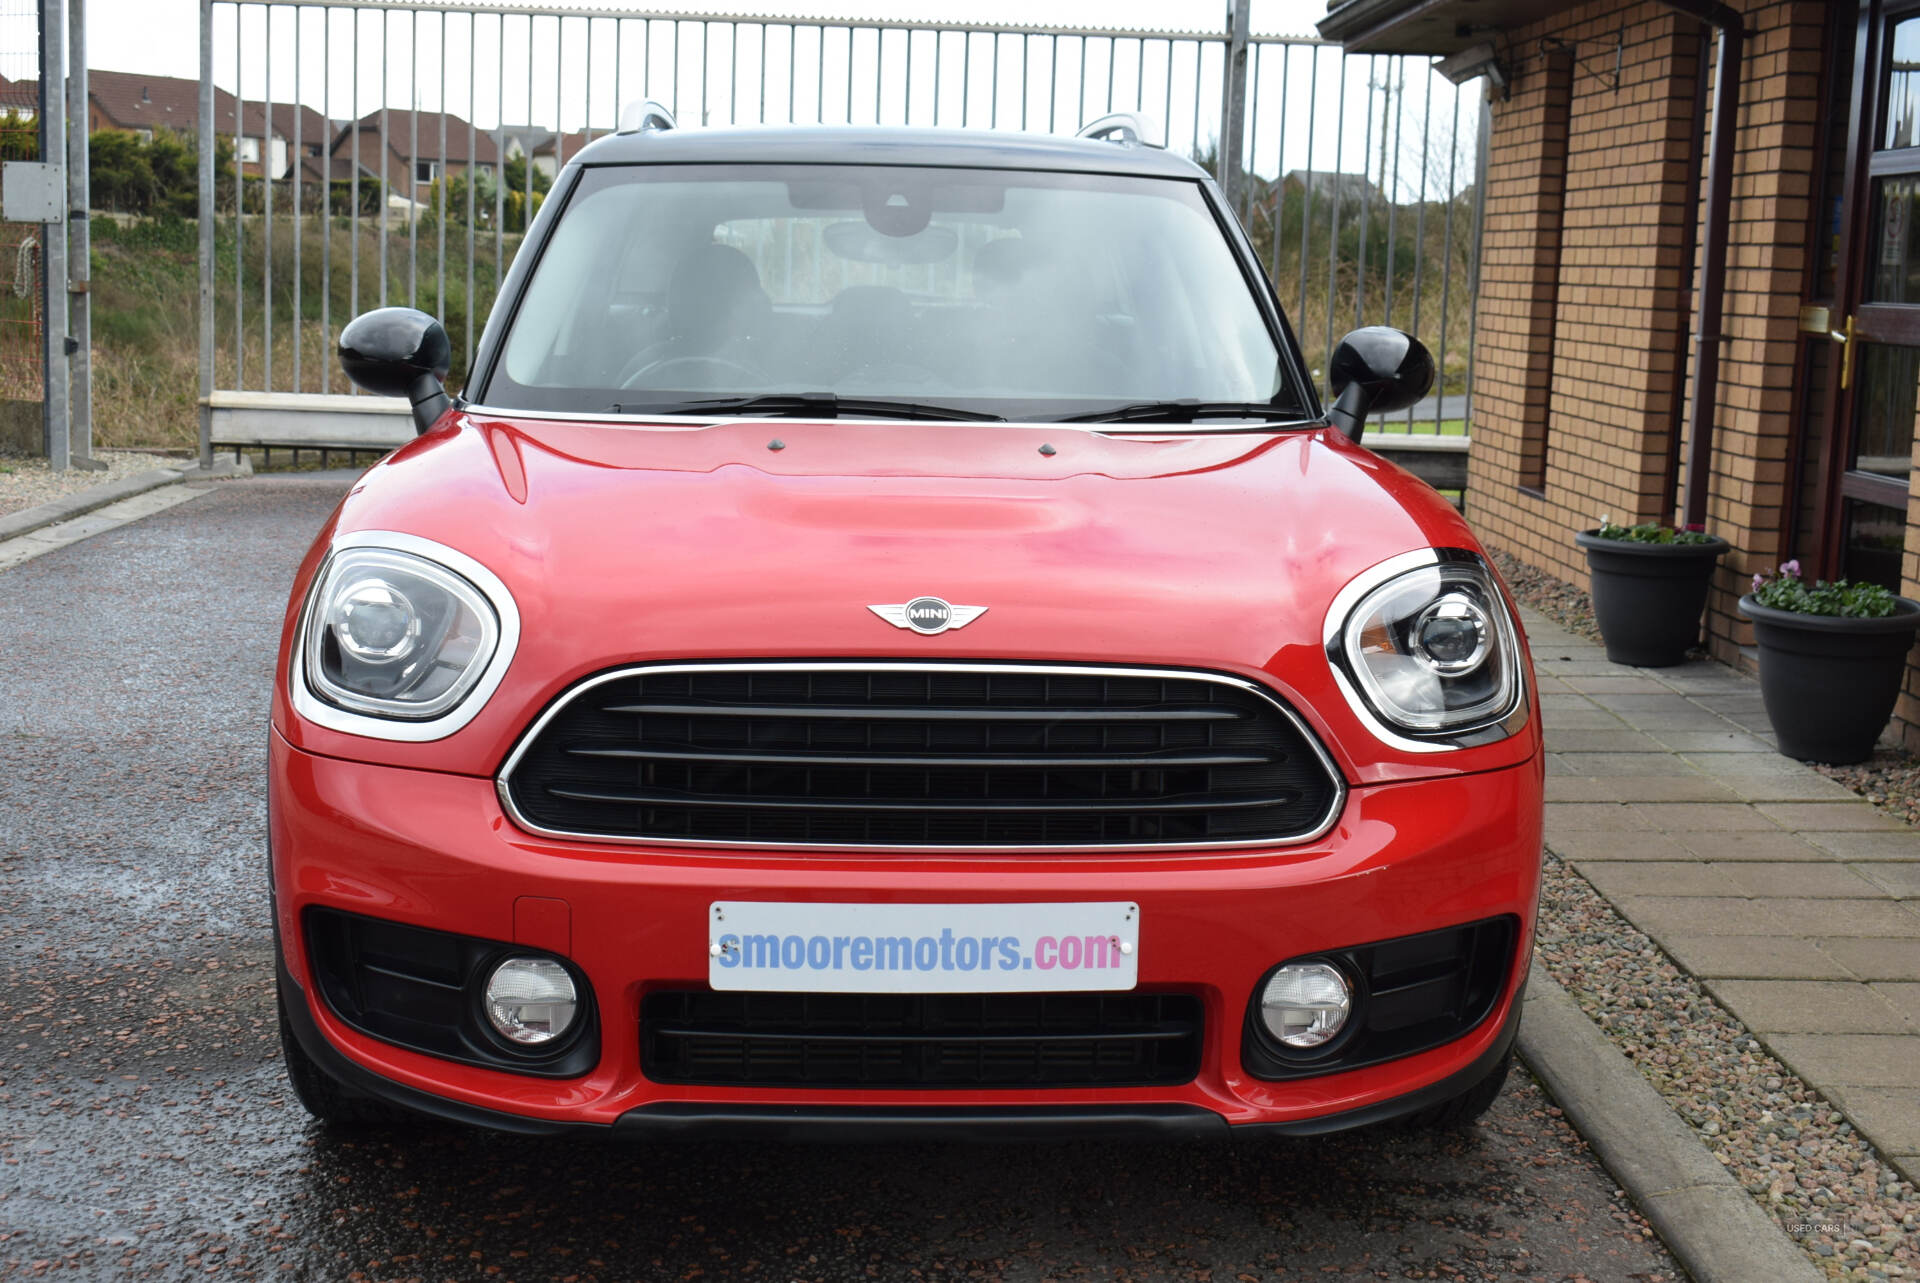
[339, 307, 455, 436]
[1327, 327, 1434, 444]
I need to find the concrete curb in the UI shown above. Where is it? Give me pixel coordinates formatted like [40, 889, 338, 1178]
[0, 457, 249, 545]
[1517, 970, 1823, 1283]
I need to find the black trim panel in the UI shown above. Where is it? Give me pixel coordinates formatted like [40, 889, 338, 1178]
[277, 956, 601, 1137]
[613, 1102, 1225, 1143]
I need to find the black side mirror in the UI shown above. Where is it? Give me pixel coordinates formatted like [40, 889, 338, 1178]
[1327, 326, 1434, 444]
[339, 307, 455, 436]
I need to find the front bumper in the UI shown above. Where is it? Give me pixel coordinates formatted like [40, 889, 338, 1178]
[270, 730, 1542, 1136]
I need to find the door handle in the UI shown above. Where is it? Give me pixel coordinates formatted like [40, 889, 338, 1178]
[1830, 314, 1858, 390]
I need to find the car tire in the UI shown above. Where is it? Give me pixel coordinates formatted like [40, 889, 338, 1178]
[1399, 1049, 1512, 1131]
[277, 984, 410, 1130]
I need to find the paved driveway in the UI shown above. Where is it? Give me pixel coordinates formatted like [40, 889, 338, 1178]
[0, 477, 1678, 1281]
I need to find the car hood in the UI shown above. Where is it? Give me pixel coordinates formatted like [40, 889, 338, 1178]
[275, 412, 1536, 785]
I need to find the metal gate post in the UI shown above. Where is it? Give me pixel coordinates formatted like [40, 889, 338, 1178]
[38, 0, 68, 472]
[66, 0, 98, 469]
[197, 0, 215, 472]
[1218, 0, 1251, 204]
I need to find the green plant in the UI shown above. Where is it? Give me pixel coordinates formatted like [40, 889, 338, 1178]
[1750, 560, 1901, 618]
[88, 129, 229, 218]
[0, 109, 38, 162]
[1591, 516, 1717, 546]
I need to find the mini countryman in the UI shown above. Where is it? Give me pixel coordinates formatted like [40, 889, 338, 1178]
[271, 108, 1543, 1140]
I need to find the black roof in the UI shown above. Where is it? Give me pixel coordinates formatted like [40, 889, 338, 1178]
[566, 125, 1212, 180]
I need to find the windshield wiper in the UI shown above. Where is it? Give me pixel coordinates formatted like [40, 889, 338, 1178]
[610, 392, 1005, 422]
[1055, 399, 1310, 426]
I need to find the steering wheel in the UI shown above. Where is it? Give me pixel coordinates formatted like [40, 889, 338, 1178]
[619, 354, 764, 390]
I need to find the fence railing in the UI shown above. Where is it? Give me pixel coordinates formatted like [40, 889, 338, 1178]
[196, 1, 1485, 461]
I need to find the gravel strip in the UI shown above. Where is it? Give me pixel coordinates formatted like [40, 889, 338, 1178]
[1490, 546, 1602, 642]
[0, 450, 182, 520]
[1537, 848, 1918, 1281]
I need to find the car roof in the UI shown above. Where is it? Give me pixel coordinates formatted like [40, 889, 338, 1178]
[568, 125, 1214, 181]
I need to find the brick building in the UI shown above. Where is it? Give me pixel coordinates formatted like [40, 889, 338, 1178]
[1320, 0, 1920, 746]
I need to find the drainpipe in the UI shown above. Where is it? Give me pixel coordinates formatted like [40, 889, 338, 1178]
[1656, 0, 1745, 529]
[1662, 28, 1711, 516]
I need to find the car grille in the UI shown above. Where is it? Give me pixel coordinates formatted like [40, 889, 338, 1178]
[499, 664, 1342, 848]
[641, 990, 1204, 1088]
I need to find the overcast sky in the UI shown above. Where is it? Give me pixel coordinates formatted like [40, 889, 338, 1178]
[62, 0, 1477, 196]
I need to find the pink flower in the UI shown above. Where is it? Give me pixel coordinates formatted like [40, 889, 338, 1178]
[1684, 522, 1705, 533]
[1752, 573, 1764, 592]
[1781, 559, 1801, 578]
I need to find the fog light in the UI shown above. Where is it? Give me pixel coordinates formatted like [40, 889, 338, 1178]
[1259, 962, 1352, 1049]
[483, 956, 578, 1046]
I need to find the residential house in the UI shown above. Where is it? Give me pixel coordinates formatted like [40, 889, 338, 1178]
[495, 124, 595, 180]
[333, 109, 499, 214]
[0, 72, 36, 120]
[2, 67, 331, 183]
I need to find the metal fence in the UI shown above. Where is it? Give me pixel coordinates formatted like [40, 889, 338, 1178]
[1, 0, 43, 438]
[197, 1, 1485, 458]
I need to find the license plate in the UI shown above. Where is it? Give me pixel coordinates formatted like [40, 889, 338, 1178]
[708, 901, 1139, 993]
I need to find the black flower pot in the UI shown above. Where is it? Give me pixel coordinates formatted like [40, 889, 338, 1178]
[1739, 593, 1920, 764]
[1575, 531, 1729, 667]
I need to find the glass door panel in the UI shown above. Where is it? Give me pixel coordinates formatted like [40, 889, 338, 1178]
[1884, 14, 1920, 147]
[1844, 497, 1907, 588]
[1851, 342, 1920, 474]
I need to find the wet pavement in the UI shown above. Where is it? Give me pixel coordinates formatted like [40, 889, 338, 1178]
[0, 478, 1682, 1282]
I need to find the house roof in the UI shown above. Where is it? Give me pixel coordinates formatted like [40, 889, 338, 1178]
[236, 98, 334, 150]
[86, 68, 226, 133]
[8, 67, 334, 151]
[342, 109, 500, 164]
[0, 73, 38, 116]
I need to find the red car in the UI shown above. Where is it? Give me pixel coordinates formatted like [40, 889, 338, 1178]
[271, 109, 1542, 1140]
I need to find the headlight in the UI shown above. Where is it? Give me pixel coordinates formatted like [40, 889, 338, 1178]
[1329, 553, 1521, 741]
[302, 546, 501, 720]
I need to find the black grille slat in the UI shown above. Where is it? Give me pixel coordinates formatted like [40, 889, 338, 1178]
[647, 1025, 1195, 1045]
[604, 702, 1248, 722]
[505, 665, 1341, 847]
[546, 785, 1297, 813]
[567, 747, 1273, 768]
[642, 990, 1203, 1088]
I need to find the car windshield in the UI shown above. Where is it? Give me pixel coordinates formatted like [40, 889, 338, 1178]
[483, 162, 1305, 422]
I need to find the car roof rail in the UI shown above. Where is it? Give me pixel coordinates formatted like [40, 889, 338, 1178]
[1076, 112, 1165, 149]
[616, 100, 678, 136]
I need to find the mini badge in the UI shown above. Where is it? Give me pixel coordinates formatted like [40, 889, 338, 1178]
[869, 597, 987, 636]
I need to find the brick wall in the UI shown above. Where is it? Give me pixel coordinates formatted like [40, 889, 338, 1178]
[1467, 0, 1829, 667]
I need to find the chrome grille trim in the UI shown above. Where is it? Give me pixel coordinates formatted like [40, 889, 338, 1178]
[494, 662, 1348, 852]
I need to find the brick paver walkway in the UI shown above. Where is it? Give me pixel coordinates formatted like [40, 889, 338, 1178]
[1524, 607, 1920, 1183]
